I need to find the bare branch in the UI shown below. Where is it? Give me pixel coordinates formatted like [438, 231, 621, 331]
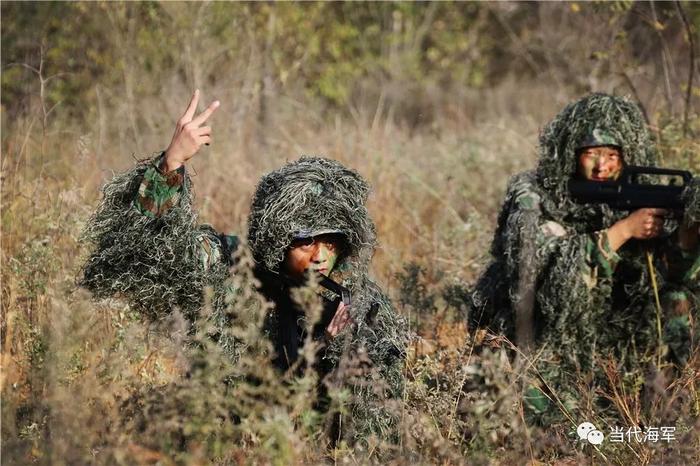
[5, 62, 40, 74]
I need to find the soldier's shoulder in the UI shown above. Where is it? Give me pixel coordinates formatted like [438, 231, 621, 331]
[196, 226, 241, 266]
[220, 234, 240, 253]
[505, 170, 542, 211]
[362, 279, 391, 307]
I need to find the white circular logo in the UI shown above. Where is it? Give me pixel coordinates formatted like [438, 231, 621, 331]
[577, 422, 596, 440]
[587, 429, 604, 445]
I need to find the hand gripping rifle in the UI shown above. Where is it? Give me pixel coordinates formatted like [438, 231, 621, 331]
[568, 165, 693, 210]
[569, 164, 696, 367]
[318, 273, 383, 328]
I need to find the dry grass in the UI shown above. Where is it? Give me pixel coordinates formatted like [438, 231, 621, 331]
[2, 77, 699, 464]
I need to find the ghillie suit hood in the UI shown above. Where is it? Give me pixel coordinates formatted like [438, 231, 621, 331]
[471, 94, 699, 382]
[246, 157, 385, 361]
[535, 92, 659, 230]
[247, 156, 376, 282]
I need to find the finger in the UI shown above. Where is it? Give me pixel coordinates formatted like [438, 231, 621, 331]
[336, 312, 349, 327]
[332, 306, 346, 323]
[329, 305, 350, 334]
[649, 208, 668, 217]
[339, 307, 353, 323]
[195, 126, 212, 136]
[328, 313, 340, 329]
[191, 100, 220, 126]
[182, 89, 200, 122]
[326, 322, 339, 337]
[199, 135, 211, 146]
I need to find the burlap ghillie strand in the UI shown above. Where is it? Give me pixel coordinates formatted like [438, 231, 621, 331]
[81, 154, 408, 444]
[80, 157, 231, 323]
[683, 176, 700, 224]
[471, 94, 699, 397]
[248, 156, 376, 275]
[247, 157, 408, 443]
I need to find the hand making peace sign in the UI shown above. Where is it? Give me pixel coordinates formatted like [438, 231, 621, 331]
[163, 89, 220, 172]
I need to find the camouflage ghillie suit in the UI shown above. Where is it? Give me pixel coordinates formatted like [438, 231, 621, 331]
[81, 154, 407, 440]
[471, 94, 699, 392]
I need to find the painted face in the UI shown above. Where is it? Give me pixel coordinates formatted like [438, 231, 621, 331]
[577, 146, 623, 181]
[283, 234, 343, 280]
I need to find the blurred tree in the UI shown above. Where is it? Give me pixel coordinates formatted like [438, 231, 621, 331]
[2, 1, 697, 131]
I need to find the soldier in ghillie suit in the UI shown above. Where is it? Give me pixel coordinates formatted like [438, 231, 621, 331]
[470, 93, 699, 419]
[80, 90, 407, 442]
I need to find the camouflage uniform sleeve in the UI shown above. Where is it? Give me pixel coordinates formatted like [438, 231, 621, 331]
[655, 232, 700, 365]
[80, 154, 234, 321]
[133, 157, 186, 218]
[130, 156, 228, 270]
[506, 181, 617, 360]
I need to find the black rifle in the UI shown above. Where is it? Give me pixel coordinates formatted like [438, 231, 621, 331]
[317, 273, 352, 307]
[569, 165, 693, 210]
[258, 267, 352, 307]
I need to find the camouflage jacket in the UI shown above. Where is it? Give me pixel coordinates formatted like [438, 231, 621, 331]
[473, 170, 699, 366]
[81, 154, 408, 440]
[471, 94, 700, 372]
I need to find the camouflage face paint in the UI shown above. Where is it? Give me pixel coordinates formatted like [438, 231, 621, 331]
[283, 234, 342, 280]
[313, 242, 339, 275]
[577, 146, 623, 181]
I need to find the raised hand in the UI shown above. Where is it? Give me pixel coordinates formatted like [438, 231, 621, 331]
[163, 89, 220, 172]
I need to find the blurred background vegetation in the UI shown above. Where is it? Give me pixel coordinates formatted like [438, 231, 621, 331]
[2, 1, 699, 464]
[3, 1, 699, 136]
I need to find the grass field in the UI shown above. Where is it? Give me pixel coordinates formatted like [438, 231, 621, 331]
[3, 80, 698, 464]
[2, 2, 700, 463]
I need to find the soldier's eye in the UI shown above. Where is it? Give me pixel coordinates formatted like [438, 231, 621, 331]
[291, 238, 314, 249]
